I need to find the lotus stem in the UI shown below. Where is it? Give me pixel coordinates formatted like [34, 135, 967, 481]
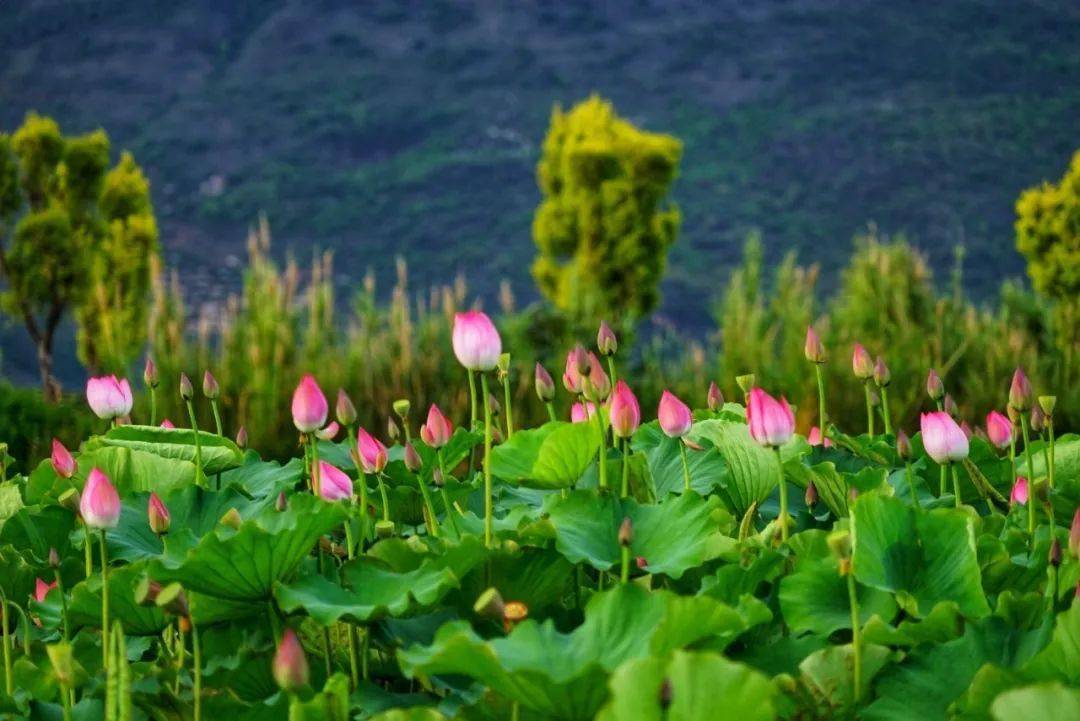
[936, 399, 947, 496]
[467, 369, 478, 474]
[1020, 415, 1035, 535]
[545, 401, 557, 423]
[100, 530, 110, 671]
[348, 427, 370, 545]
[375, 472, 391, 524]
[1, 592, 11, 696]
[775, 447, 789, 541]
[502, 370, 515, 439]
[950, 463, 962, 508]
[210, 399, 223, 437]
[815, 364, 827, 437]
[54, 566, 70, 642]
[880, 387, 892, 436]
[678, 442, 691, 493]
[414, 472, 440, 538]
[343, 517, 360, 690]
[174, 623, 185, 695]
[192, 622, 202, 721]
[436, 450, 460, 536]
[620, 439, 631, 498]
[592, 396, 608, 491]
[606, 356, 618, 387]
[184, 400, 204, 482]
[904, 461, 919, 509]
[620, 544, 630, 584]
[481, 372, 495, 547]
[847, 570, 862, 703]
[85, 524, 93, 577]
[863, 383, 874, 437]
[308, 433, 321, 495]
[149, 386, 157, 426]
[1047, 419, 1056, 490]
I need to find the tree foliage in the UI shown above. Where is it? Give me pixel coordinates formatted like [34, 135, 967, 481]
[531, 96, 681, 326]
[0, 113, 158, 397]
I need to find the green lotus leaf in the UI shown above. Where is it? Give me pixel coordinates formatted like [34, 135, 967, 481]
[689, 419, 780, 517]
[861, 601, 964, 647]
[456, 546, 574, 617]
[783, 458, 850, 517]
[490, 422, 599, 489]
[218, 453, 304, 499]
[780, 558, 898, 636]
[85, 424, 244, 474]
[74, 445, 197, 497]
[632, 421, 728, 497]
[1024, 603, 1080, 684]
[0, 505, 76, 560]
[369, 709, 449, 721]
[1019, 434, 1079, 518]
[990, 682, 1080, 721]
[798, 642, 895, 714]
[0, 544, 39, 604]
[851, 492, 990, 618]
[596, 650, 775, 721]
[545, 489, 733, 578]
[274, 535, 489, 624]
[150, 493, 347, 601]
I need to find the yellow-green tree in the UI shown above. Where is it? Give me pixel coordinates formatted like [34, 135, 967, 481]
[0, 113, 158, 399]
[532, 96, 681, 325]
[1015, 151, 1080, 381]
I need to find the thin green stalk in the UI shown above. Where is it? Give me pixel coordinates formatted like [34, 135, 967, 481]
[1, 593, 11, 696]
[99, 530, 110, 671]
[678, 442, 692, 493]
[847, 571, 862, 703]
[936, 399, 946, 496]
[54, 566, 70, 642]
[620, 438, 630, 498]
[502, 372, 515, 439]
[361, 629, 370, 681]
[880, 387, 893, 436]
[776, 447, 789, 541]
[480, 373, 494, 547]
[436, 450, 460, 536]
[375, 473, 391, 524]
[606, 356, 618, 386]
[1047, 420, 1056, 490]
[950, 463, 962, 508]
[185, 400, 204, 484]
[414, 472, 440, 538]
[863, 383, 875, 436]
[149, 387, 157, 426]
[591, 397, 608, 490]
[620, 545, 630, 584]
[61, 677, 72, 721]
[349, 426, 369, 545]
[904, 461, 919, 508]
[1040, 430, 1051, 493]
[467, 370, 478, 475]
[815, 364, 827, 436]
[84, 524, 93, 577]
[344, 518, 359, 690]
[545, 401, 557, 423]
[210, 400, 223, 436]
[309, 433, 321, 495]
[192, 623, 202, 721]
[174, 624, 185, 695]
[1020, 416, 1035, 535]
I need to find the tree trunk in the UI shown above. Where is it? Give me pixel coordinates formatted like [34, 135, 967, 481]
[37, 337, 61, 403]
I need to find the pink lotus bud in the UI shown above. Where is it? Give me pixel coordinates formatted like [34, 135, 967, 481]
[570, 402, 597, 424]
[943, 394, 959, 418]
[1069, 508, 1080, 559]
[404, 442, 422, 472]
[80, 468, 120, 529]
[387, 417, 400, 442]
[1030, 404, 1046, 433]
[51, 439, 76, 479]
[273, 628, 309, 692]
[335, 389, 357, 426]
[291, 375, 328, 433]
[920, 411, 969, 464]
[926, 369, 945, 401]
[581, 352, 611, 402]
[985, 411, 1013, 450]
[608, 381, 641, 439]
[86, 375, 134, 419]
[805, 480, 819, 507]
[851, 344, 874, 380]
[202, 371, 220, 399]
[179, 372, 194, 401]
[34, 578, 57, 603]
[316, 461, 352, 502]
[1049, 538, 1062, 568]
[873, 356, 891, 387]
[597, 321, 618, 356]
[315, 422, 340, 441]
[746, 388, 796, 447]
[807, 426, 832, 448]
[235, 425, 247, 448]
[275, 491, 288, 511]
[707, 382, 723, 411]
[148, 492, 171, 535]
[960, 420, 973, 439]
[160, 419, 176, 429]
[534, 362, 555, 402]
[356, 427, 388, 474]
[143, 357, 158, 388]
[658, 391, 692, 438]
[420, 404, 453, 448]
[563, 345, 588, 394]
[896, 429, 912, 459]
[1008, 367, 1033, 411]
[1010, 476, 1029, 505]
[804, 327, 826, 364]
[452, 310, 502, 371]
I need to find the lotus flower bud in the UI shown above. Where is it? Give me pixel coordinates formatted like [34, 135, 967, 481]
[707, 382, 723, 411]
[432, 465, 444, 487]
[291, 375, 328, 433]
[51, 439, 76, 479]
[316, 461, 352, 502]
[273, 628, 309, 692]
[636, 556, 648, 570]
[1030, 404, 1046, 434]
[452, 310, 502, 371]
[1006, 405, 1020, 424]
[1009, 368, 1033, 411]
[873, 356, 891, 387]
[219, 508, 242, 529]
[618, 517, 633, 547]
[143, 357, 159, 388]
[275, 491, 288, 512]
[35, 577, 56, 603]
[926, 369, 945, 402]
[387, 417, 400, 442]
[868, 388, 881, 408]
[896, 429, 912, 459]
[1049, 538, 1062, 568]
[851, 343, 874, 380]
[597, 321, 618, 356]
[1038, 395, 1056, 417]
[570, 402, 596, 424]
[808, 426, 832, 448]
[473, 587, 505, 619]
[80, 468, 120, 529]
[746, 388, 795, 448]
[315, 422, 340, 441]
[920, 411, 969, 464]
[148, 492, 171, 535]
[563, 345, 588, 394]
[392, 399, 411, 422]
[534, 362, 555, 402]
[86, 375, 134, 419]
[609, 381, 641, 439]
[805, 480, 818, 507]
[335, 389, 357, 426]
[179, 372, 194, 401]
[202, 370, 219, 399]
[985, 411, 1013, 450]
[491, 425, 504, 444]
[235, 425, 248, 448]
[581, 352, 610, 402]
[804, 327, 826, 364]
[503, 601, 528, 631]
[736, 374, 755, 395]
[1010, 477, 1029, 505]
[356, 427, 388, 474]
[420, 404, 453, 448]
[48, 547, 60, 569]
[1069, 508, 1080, 559]
[943, 394, 959, 418]
[658, 391, 692, 438]
[375, 520, 394, 538]
[161, 419, 176, 429]
[660, 679, 673, 710]
[404, 442, 422, 473]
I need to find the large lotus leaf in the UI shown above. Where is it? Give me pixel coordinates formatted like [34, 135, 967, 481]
[150, 493, 346, 600]
[700, 547, 786, 605]
[399, 585, 766, 720]
[596, 650, 775, 721]
[632, 421, 728, 497]
[783, 458, 850, 518]
[991, 682, 1080, 721]
[780, 558, 898, 636]
[73, 445, 196, 497]
[84, 424, 244, 474]
[852, 492, 989, 618]
[490, 422, 599, 489]
[1020, 434, 1080, 518]
[689, 419, 780, 516]
[369, 709, 448, 721]
[218, 453, 303, 499]
[456, 546, 574, 617]
[0, 544, 38, 603]
[1024, 603, 1080, 684]
[545, 489, 732, 578]
[274, 535, 489, 624]
[861, 601, 964, 647]
[0, 505, 76, 559]
[798, 642, 895, 714]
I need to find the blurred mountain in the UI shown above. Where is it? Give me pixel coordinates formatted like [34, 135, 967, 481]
[1, 0, 1079, 347]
